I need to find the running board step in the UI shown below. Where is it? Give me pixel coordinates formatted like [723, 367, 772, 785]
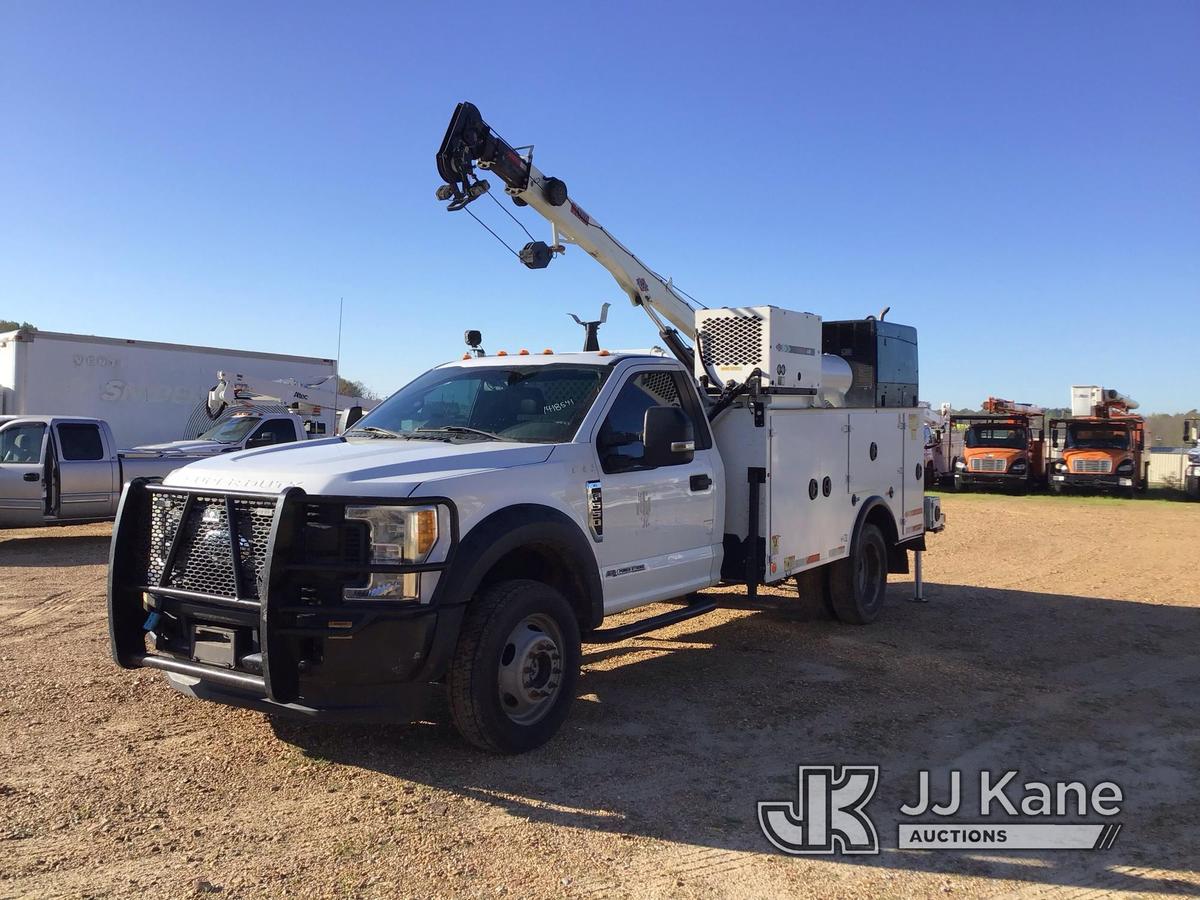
[586, 599, 718, 644]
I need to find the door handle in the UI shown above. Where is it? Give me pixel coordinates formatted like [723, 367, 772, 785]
[23, 473, 39, 482]
[690, 473, 711, 492]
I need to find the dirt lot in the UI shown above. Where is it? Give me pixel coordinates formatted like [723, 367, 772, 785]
[1, 494, 1198, 899]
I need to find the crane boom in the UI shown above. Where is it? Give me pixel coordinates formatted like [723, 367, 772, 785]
[435, 102, 699, 347]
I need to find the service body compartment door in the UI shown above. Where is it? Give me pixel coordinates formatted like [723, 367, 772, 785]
[847, 410, 904, 525]
[767, 408, 851, 580]
[899, 410, 926, 540]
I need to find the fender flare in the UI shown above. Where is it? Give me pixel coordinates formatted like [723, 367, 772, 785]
[849, 496, 910, 574]
[430, 503, 603, 628]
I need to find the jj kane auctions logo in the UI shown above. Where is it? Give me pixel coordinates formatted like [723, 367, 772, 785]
[759, 766, 1123, 854]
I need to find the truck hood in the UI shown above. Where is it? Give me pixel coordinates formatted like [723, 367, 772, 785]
[131, 439, 236, 456]
[164, 437, 556, 497]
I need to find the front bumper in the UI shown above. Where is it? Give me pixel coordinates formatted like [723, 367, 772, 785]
[955, 470, 1028, 487]
[108, 480, 463, 719]
[1186, 472, 1200, 499]
[1049, 473, 1135, 490]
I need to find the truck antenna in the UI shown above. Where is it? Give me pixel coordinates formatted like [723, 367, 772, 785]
[333, 297, 343, 429]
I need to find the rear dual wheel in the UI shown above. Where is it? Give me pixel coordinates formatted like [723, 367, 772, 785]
[829, 523, 888, 624]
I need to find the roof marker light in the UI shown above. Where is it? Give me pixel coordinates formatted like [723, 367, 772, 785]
[497, 350, 508, 356]
[518, 349, 530, 355]
[542, 349, 553, 355]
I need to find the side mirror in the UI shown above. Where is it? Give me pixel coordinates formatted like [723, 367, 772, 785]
[1185, 422, 1197, 444]
[344, 406, 365, 430]
[1050, 425, 1064, 450]
[642, 406, 694, 468]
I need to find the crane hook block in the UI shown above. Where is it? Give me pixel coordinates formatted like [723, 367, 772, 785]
[519, 241, 554, 269]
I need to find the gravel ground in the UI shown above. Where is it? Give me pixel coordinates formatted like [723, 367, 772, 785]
[1, 494, 1198, 899]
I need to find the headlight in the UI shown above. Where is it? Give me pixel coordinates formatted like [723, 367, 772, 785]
[955, 459, 966, 469]
[1053, 460, 1068, 472]
[343, 505, 444, 600]
[1009, 459, 1028, 474]
[1115, 459, 1134, 475]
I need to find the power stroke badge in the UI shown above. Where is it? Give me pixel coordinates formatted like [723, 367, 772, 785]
[759, 766, 1124, 855]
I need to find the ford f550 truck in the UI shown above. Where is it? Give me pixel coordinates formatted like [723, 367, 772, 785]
[108, 102, 944, 753]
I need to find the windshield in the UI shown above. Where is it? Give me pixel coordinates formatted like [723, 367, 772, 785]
[351, 364, 612, 444]
[1067, 425, 1129, 450]
[199, 416, 261, 444]
[965, 425, 1027, 449]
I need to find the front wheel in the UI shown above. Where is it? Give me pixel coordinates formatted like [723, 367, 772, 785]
[448, 579, 581, 753]
[828, 523, 888, 625]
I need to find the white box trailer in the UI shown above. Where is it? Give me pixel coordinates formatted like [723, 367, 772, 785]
[0, 329, 342, 448]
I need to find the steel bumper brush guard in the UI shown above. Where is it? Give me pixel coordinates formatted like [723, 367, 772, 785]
[108, 479, 461, 719]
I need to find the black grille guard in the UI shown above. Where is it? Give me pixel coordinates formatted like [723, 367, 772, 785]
[108, 478, 459, 704]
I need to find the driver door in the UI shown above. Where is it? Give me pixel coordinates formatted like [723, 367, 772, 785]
[591, 368, 719, 613]
[0, 421, 50, 527]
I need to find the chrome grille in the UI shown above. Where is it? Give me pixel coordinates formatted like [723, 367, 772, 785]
[1073, 458, 1112, 474]
[145, 491, 275, 600]
[970, 457, 1007, 472]
[699, 315, 763, 366]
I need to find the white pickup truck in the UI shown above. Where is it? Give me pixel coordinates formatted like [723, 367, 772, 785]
[107, 102, 943, 753]
[0, 416, 183, 527]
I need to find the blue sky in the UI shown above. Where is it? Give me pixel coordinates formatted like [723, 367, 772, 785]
[2, 1, 1197, 411]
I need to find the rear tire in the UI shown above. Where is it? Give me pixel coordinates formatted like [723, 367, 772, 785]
[828, 523, 888, 625]
[448, 579, 581, 754]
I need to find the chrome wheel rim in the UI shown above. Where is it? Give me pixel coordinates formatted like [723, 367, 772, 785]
[497, 613, 565, 725]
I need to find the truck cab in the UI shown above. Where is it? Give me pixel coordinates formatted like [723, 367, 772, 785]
[1048, 417, 1146, 497]
[134, 411, 316, 457]
[0, 416, 181, 527]
[950, 405, 1046, 493]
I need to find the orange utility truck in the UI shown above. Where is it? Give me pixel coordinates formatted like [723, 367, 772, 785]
[1048, 386, 1147, 498]
[951, 398, 1047, 493]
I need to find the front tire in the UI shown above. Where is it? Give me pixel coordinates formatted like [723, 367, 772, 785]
[448, 579, 581, 754]
[828, 523, 888, 625]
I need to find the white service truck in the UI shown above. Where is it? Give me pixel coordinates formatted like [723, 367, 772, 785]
[132, 370, 373, 455]
[108, 102, 944, 753]
[0, 416, 183, 527]
[0, 329, 343, 447]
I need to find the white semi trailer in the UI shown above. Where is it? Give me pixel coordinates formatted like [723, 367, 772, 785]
[0, 329, 344, 448]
